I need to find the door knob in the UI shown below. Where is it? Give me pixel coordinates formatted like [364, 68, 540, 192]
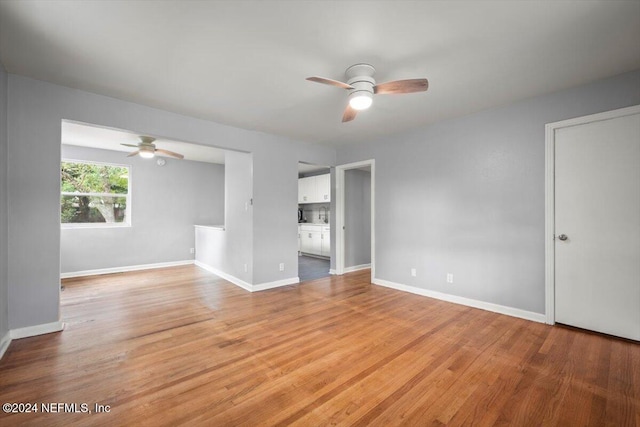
[558, 234, 568, 241]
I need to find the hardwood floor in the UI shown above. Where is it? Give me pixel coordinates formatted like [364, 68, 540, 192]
[0, 265, 638, 426]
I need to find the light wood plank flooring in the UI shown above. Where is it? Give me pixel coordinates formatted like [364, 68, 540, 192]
[0, 265, 638, 426]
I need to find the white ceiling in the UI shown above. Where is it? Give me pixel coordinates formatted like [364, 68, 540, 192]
[2, 1, 639, 147]
[62, 121, 227, 164]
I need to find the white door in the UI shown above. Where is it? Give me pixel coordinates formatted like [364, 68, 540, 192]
[555, 110, 640, 340]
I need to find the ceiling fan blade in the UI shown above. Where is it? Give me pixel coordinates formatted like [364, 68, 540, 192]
[374, 78, 429, 95]
[120, 143, 139, 148]
[156, 148, 184, 159]
[342, 104, 358, 123]
[306, 76, 354, 90]
[126, 150, 140, 157]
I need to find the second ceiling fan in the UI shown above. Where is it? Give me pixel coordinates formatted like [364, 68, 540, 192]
[121, 136, 184, 159]
[307, 63, 429, 122]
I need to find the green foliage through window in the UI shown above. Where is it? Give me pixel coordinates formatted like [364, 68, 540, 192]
[61, 161, 130, 224]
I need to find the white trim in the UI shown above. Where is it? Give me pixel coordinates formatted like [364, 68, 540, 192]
[373, 277, 546, 323]
[544, 105, 640, 325]
[61, 260, 194, 279]
[545, 119, 555, 325]
[61, 222, 131, 229]
[195, 260, 253, 291]
[252, 277, 300, 292]
[335, 159, 375, 277]
[10, 321, 65, 340]
[0, 331, 11, 360]
[61, 157, 131, 169]
[329, 269, 337, 275]
[194, 224, 225, 231]
[61, 191, 127, 198]
[195, 261, 298, 292]
[343, 263, 371, 273]
[336, 168, 345, 275]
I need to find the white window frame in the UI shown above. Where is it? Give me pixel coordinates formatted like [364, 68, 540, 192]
[61, 158, 132, 229]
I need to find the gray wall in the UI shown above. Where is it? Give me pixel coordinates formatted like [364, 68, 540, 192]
[344, 169, 371, 268]
[7, 74, 334, 330]
[225, 151, 253, 283]
[196, 151, 253, 283]
[337, 70, 640, 315]
[0, 62, 8, 341]
[252, 144, 300, 283]
[60, 145, 224, 273]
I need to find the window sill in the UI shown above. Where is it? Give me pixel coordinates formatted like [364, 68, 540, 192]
[61, 223, 132, 230]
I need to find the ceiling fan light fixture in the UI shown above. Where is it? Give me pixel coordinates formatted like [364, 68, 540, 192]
[306, 63, 428, 122]
[121, 136, 184, 159]
[349, 92, 373, 110]
[139, 147, 155, 159]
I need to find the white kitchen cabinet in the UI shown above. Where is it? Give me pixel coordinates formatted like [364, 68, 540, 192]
[321, 226, 331, 257]
[316, 174, 331, 202]
[298, 225, 301, 252]
[300, 228, 322, 255]
[298, 174, 330, 204]
[298, 176, 317, 203]
[299, 224, 330, 258]
[300, 230, 312, 253]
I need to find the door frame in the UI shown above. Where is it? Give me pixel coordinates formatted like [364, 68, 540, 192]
[335, 159, 375, 276]
[544, 104, 640, 325]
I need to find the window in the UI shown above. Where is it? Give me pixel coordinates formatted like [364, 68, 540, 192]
[61, 160, 130, 227]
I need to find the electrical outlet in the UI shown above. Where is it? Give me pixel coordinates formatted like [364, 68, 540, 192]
[279, 263, 285, 271]
[447, 273, 454, 284]
[411, 268, 416, 277]
[190, 248, 195, 254]
[244, 263, 248, 273]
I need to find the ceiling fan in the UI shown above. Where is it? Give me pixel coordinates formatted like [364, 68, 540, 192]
[306, 63, 429, 122]
[121, 136, 184, 159]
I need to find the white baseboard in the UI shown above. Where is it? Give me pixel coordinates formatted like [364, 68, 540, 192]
[344, 263, 371, 273]
[372, 277, 546, 324]
[253, 277, 300, 292]
[61, 260, 195, 279]
[0, 330, 11, 360]
[195, 261, 299, 292]
[195, 260, 253, 291]
[330, 265, 371, 275]
[10, 321, 65, 340]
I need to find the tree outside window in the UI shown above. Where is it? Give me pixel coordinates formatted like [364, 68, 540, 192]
[61, 160, 130, 226]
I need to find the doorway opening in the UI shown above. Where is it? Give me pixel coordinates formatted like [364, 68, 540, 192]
[335, 160, 375, 279]
[59, 120, 228, 283]
[297, 162, 331, 282]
